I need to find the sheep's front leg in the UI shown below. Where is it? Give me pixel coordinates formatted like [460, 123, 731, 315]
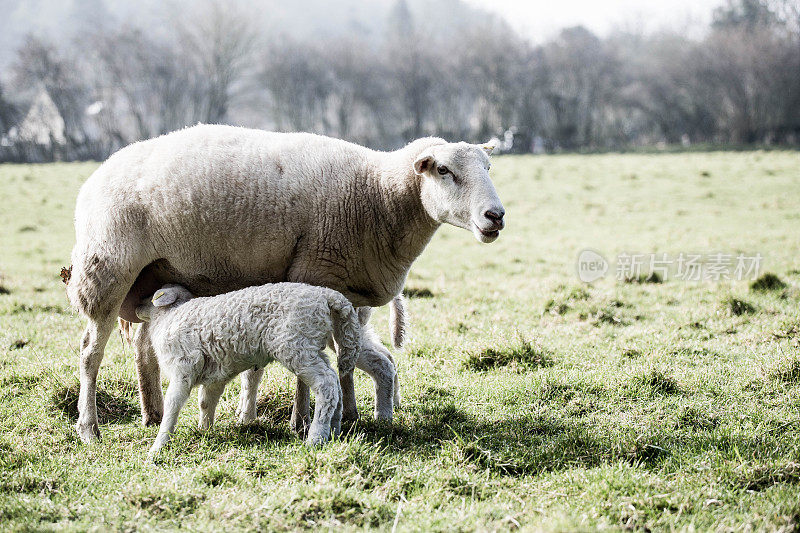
[290, 380, 311, 434]
[236, 367, 264, 424]
[76, 315, 117, 442]
[148, 375, 192, 460]
[198, 382, 226, 430]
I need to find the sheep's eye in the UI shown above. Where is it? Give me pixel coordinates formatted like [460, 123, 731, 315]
[437, 165, 449, 176]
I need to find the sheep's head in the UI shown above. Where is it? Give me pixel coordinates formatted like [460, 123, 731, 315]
[135, 284, 194, 321]
[414, 141, 505, 243]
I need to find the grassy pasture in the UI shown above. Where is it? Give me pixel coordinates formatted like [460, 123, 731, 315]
[0, 152, 799, 531]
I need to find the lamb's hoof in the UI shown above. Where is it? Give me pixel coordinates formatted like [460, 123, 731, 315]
[75, 421, 101, 443]
[305, 433, 328, 447]
[394, 395, 403, 410]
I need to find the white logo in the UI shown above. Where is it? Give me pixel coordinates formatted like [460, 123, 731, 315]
[577, 249, 608, 283]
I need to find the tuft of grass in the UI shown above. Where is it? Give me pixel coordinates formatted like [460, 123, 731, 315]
[463, 338, 554, 372]
[623, 272, 663, 284]
[621, 348, 642, 358]
[676, 405, 718, 430]
[721, 295, 757, 316]
[9, 339, 28, 350]
[768, 358, 800, 384]
[751, 272, 787, 292]
[403, 286, 434, 298]
[735, 463, 800, 491]
[544, 285, 591, 315]
[197, 467, 237, 487]
[124, 491, 204, 518]
[628, 369, 680, 395]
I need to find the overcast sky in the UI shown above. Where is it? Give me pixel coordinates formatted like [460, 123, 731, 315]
[463, 0, 727, 41]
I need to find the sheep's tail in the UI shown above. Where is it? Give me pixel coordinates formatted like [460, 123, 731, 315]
[327, 294, 362, 376]
[118, 318, 134, 345]
[389, 294, 407, 349]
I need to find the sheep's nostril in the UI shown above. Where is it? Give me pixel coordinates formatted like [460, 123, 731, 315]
[484, 209, 505, 229]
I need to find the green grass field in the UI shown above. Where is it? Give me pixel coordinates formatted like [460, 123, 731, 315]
[1, 152, 799, 531]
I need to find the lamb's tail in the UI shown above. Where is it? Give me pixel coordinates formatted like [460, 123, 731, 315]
[328, 294, 362, 376]
[389, 294, 407, 349]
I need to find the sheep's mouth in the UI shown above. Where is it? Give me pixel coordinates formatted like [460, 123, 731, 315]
[473, 222, 501, 243]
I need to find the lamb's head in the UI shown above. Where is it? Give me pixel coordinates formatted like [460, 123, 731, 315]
[414, 141, 505, 243]
[135, 284, 194, 321]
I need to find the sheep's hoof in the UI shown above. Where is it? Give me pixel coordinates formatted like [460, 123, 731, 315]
[341, 411, 359, 426]
[142, 411, 163, 426]
[236, 410, 256, 425]
[375, 410, 393, 422]
[75, 421, 101, 443]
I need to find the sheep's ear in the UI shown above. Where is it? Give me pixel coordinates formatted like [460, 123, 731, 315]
[152, 288, 179, 307]
[481, 140, 497, 156]
[413, 152, 435, 176]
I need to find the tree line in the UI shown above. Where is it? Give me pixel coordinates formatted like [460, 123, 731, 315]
[0, 0, 798, 162]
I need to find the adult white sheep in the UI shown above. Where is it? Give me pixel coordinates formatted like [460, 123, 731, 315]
[67, 124, 505, 442]
[135, 282, 375, 456]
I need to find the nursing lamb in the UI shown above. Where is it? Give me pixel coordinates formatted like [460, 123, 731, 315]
[67, 125, 505, 442]
[136, 283, 381, 457]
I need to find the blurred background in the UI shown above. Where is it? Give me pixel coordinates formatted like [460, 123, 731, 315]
[0, 0, 798, 162]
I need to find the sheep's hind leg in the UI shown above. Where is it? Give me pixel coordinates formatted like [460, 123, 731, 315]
[148, 374, 193, 460]
[339, 371, 358, 425]
[133, 321, 163, 426]
[76, 315, 117, 442]
[298, 358, 341, 446]
[290, 380, 311, 435]
[362, 313, 402, 409]
[236, 367, 264, 424]
[199, 382, 227, 430]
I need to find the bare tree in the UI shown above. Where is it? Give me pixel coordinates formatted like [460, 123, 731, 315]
[178, 0, 259, 124]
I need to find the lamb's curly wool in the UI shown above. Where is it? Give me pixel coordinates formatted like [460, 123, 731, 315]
[137, 282, 375, 456]
[66, 124, 505, 442]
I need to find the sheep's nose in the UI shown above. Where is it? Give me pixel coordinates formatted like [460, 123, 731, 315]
[484, 208, 505, 230]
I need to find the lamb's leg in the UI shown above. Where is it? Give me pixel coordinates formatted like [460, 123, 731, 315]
[148, 374, 193, 459]
[355, 346, 396, 421]
[298, 358, 341, 446]
[199, 381, 226, 430]
[76, 315, 117, 442]
[236, 367, 264, 424]
[133, 321, 163, 426]
[362, 321, 402, 410]
[290, 380, 311, 434]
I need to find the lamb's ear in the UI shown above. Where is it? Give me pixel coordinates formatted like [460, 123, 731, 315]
[481, 140, 497, 156]
[152, 288, 179, 307]
[413, 151, 435, 176]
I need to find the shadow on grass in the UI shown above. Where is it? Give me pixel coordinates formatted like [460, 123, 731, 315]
[347, 401, 675, 477]
[51, 379, 139, 423]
